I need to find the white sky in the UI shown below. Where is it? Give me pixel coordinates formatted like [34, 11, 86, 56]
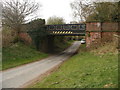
[2, 0, 119, 24]
[34, 0, 75, 23]
[31, 0, 120, 23]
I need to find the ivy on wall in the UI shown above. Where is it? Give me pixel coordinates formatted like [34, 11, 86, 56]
[26, 19, 48, 50]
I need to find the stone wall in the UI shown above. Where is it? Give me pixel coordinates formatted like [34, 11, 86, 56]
[86, 22, 120, 47]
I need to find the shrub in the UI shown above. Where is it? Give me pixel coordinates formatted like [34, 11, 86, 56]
[2, 26, 18, 47]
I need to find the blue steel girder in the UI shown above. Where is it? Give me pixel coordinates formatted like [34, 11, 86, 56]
[46, 24, 86, 36]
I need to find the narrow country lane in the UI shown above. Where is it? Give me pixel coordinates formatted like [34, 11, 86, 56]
[0, 41, 81, 88]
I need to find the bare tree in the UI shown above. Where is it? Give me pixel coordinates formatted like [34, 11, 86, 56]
[2, 0, 40, 33]
[70, 0, 94, 22]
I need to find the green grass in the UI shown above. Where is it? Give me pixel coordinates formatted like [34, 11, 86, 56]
[2, 42, 48, 70]
[30, 44, 118, 88]
[2, 40, 73, 70]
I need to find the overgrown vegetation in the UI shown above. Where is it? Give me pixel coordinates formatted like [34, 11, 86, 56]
[2, 26, 23, 48]
[87, 2, 120, 22]
[2, 42, 48, 70]
[26, 19, 47, 50]
[71, 1, 120, 22]
[2, 27, 17, 47]
[30, 42, 118, 88]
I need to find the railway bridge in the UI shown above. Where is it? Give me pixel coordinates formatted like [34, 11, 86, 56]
[22, 23, 86, 52]
[46, 24, 86, 36]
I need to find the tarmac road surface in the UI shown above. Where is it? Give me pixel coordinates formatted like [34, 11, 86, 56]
[0, 41, 81, 88]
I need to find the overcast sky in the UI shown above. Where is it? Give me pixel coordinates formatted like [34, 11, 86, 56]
[31, 0, 119, 23]
[33, 0, 75, 23]
[2, 0, 119, 24]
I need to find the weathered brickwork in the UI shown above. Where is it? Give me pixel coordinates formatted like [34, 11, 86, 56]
[86, 32, 101, 47]
[102, 22, 118, 31]
[86, 22, 119, 47]
[19, 32, 32, 44]
[101, 32, 118, 42]
[86, 22, 101, 31]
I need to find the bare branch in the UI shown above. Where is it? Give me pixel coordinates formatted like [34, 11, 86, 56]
[70, 0, 94, 22]
[2, 0, 40, 31]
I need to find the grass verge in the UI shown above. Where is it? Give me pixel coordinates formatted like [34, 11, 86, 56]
[2, 42, 48, 70]
[30, 44, 118, 88]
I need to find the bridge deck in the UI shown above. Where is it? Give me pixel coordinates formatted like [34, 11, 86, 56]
[49, 33, 85, 36]
[47, 24, 86, 36]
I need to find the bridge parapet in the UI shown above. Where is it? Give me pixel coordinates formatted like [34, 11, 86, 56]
[46, 24, 86, 36]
